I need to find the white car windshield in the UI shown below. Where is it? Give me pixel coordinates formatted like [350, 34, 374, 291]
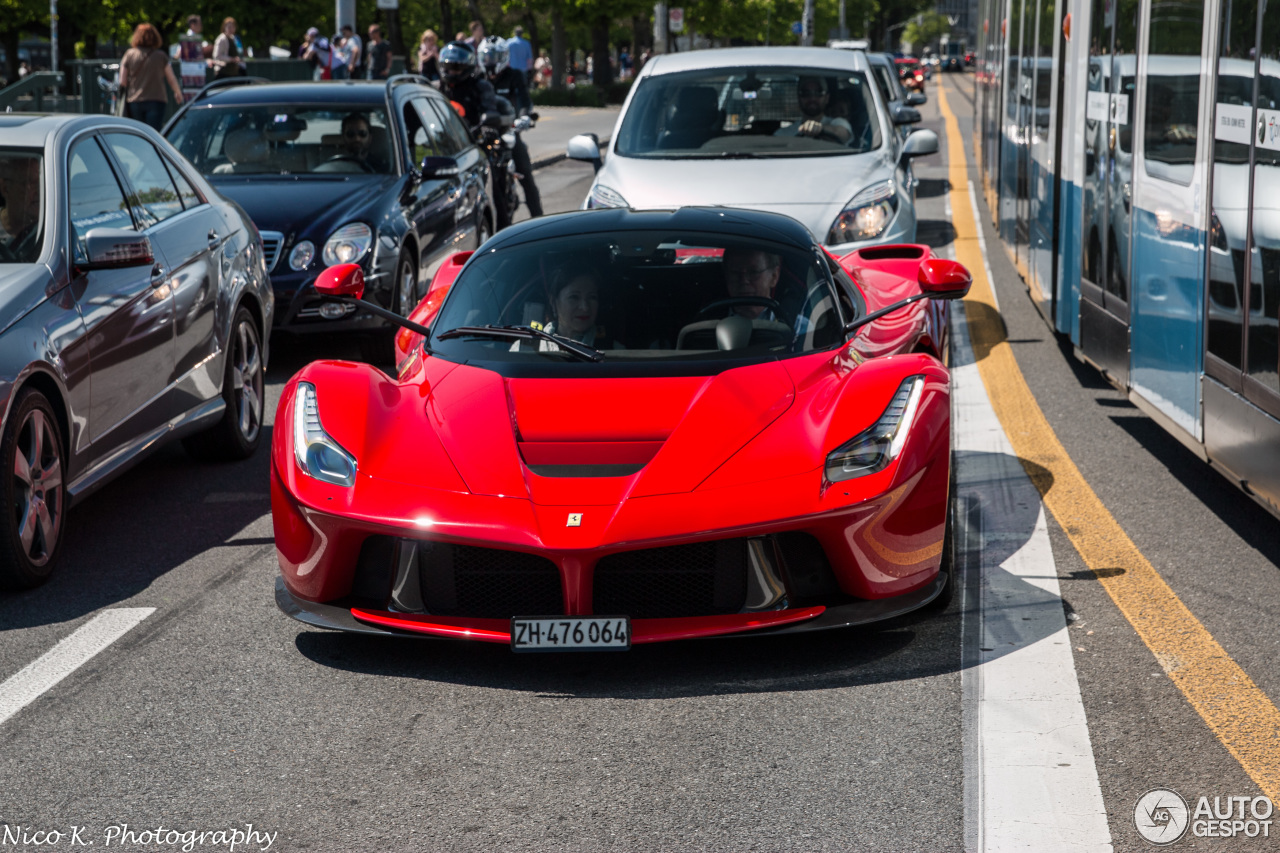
[615, 67, 883, 159]
[429, 230, 852, 364]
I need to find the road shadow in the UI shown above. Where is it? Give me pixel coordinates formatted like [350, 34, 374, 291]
[915, 178, 952, 199]
[1108, 413, 1280, 569]
[0, 425, 276, 631]
[917, 218, 958, 249]
[291, 449, 1062, 700]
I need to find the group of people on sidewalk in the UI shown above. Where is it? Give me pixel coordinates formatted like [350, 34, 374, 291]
[299, 24, 392, 81]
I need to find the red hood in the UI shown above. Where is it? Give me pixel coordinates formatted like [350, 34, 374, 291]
[417, 361, 796, 505]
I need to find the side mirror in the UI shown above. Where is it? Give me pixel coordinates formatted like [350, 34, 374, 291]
[419, 156, 460, 178]
[567, 133, 603, 173]
[892, 105, 922, 126]
[906, 92, 927, 106]
[80, 228, 154, 270]
[901, 129, 939, 161]
[918, 258, 971, 300]
[315, 263, 365, 300]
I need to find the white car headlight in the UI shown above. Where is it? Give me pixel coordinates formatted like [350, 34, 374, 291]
[289, 240, 315, 271]
[824, 376, 925, 482]
[585, 184, 628, 209]
[322, 223, 373, 266]
[293, 381, 357, 487]
[827, 180, 899, 244]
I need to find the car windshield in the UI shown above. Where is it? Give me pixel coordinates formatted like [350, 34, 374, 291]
[429, 230, 850, 365]
[614, 67, 883, 159]
[167, 104, 395, 175]
[0, 150, 44, 264]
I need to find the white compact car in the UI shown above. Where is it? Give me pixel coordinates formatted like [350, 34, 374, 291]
[568, 46, 938, 253]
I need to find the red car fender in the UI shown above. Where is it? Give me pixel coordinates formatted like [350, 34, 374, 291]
[394, 250, 472, 363]
[836, 244, 952, 360]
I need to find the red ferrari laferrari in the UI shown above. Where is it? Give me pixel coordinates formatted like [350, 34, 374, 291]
[272, 207, 970, 650]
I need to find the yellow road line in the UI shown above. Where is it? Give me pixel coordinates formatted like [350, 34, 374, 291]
[937, 79, 1280, 799]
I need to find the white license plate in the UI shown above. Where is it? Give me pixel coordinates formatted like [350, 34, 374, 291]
[510, 616, 630, 652]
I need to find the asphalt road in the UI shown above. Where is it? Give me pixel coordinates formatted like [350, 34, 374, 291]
[0, 84, 1278, 853]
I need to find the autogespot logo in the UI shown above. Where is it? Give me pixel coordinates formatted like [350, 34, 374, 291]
[1135, 789, 1190, 845]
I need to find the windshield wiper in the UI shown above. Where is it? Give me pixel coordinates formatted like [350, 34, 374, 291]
[437, 324, 605, 362]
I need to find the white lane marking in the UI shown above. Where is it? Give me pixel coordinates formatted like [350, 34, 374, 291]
[953, 304, 1111, 852]
[0, 608, 155, 727]
[967, 181, 1000, 314]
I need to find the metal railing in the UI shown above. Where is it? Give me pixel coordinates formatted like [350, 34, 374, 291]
[0, 71, 65, 112]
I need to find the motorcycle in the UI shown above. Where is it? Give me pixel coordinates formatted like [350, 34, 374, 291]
[473, 100, 538, 230]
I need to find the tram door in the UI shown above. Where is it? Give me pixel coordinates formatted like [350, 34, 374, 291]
[1205, 0, 1280, 418]
[1079, 0, 1139, 386]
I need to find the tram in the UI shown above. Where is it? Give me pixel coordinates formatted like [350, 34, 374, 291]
[974, 0, 1280, 517]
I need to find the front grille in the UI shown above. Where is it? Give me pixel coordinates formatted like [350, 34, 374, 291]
[259, 230, 284, 273]
[419, 542, 562, 618]
[593, 539, 748, 618]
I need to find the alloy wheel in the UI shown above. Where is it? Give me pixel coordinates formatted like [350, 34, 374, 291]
[12, 407, 62, 567]
[231, 317, 263, 443]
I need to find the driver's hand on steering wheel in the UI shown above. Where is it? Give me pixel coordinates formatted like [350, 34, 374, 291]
[798, 120, 824, 137]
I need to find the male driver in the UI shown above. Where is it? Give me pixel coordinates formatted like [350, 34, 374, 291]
[722, 248, 782, 320]
[339, 114, 373, 163]
[776, 76, 852, 144]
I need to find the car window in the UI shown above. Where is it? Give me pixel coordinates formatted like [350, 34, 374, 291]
[412, 97, 457, 157]
[615, 67, 882, 159]
[873, 66, 899, 104]
[429, 230, 844, 364]
[104, 133, 185, 228]
[68, 138, 135, 264]
[429, 99, 474, 152]
[164, 158, 202, 209]
[165, 105, 395, 175]
[404, 100, 439, 164]
[0, 148, 45, 264]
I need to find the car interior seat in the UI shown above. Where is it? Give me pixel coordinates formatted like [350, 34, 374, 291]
[215, 127, 272, 174]
[658, 87, 723, 150]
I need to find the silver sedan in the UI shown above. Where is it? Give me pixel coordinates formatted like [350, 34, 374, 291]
[0, 114, 273, 589]
[568, 46, 938, 253]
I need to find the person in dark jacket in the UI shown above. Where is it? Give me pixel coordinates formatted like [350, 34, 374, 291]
[477, 36, 542, 217]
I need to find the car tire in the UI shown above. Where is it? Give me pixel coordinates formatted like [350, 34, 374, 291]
[0, 388, 66, 590]
[476, 213, 492, 250]
[183, 305, 264, 462]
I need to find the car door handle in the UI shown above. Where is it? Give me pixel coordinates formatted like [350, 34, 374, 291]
[150, 264, 167, 287]
[207, 229, 220, 249]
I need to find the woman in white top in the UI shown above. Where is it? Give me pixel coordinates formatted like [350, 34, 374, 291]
[212, 18, 246, 79]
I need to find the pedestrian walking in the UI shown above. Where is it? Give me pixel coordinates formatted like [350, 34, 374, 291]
[119, 23, 184, 130]
[417, 30, 440, 80]
[366, 25, 392, 79]
[465, 20, 484, 47]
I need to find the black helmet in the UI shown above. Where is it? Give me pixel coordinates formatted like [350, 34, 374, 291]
[477, 36, 509, 75]
[439, 41, 477, 84]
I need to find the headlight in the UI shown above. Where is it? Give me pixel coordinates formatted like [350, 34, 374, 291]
[289, 240, 315, 271]
[322, 223, 373, 266]
[827, 180, 899, 244]
[585, 184, 628, 209]
[824, 376, 925, 482]
[293, 381, 357, 487]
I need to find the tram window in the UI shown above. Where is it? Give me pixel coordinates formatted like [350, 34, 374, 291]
[1143, 1, 1204, 178]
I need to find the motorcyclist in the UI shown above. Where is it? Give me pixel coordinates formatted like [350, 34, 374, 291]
[439, 40, 521, 227]
[478, 36, 543, 217]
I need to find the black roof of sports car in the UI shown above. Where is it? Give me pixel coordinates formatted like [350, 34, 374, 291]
[482, 207, 821, 253]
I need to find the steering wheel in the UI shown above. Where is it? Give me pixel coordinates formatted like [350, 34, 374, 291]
[694, 296, 783, 320]
[323, 154, 375, 173]
[815, 128, 845, 144]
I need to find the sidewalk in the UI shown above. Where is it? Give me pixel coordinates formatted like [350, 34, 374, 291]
[523, 106, 620, 168]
